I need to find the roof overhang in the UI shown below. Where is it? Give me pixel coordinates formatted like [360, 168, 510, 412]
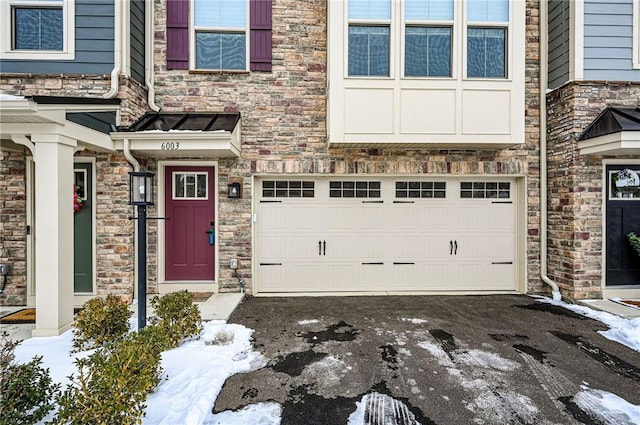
[577, 131, 640, 155]
[110, 112, 242, 158]
[0, 96, 119, 153]
[578, 107, 640, 155]
[110, 128, 241, 158]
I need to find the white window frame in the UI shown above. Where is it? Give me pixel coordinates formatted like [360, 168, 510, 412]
[464, 1, 510, 80]
[1, 0, 75, 60]
[189, 0, 250, 71]
[401, 0, 456, 79]
[172, 171, 210, 200]
[345, 0, 394, 79]
[633, 0, 640, 69]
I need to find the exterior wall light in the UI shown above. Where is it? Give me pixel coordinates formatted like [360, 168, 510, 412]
[228, 182, 241, 199]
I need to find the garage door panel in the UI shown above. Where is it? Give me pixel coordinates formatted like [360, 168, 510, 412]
[256, 177, 519, 294]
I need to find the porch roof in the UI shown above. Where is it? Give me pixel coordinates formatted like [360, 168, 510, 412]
[578, 107, 640, 155]
[111, 112, 242, 158]
[0, 95, 119, 153]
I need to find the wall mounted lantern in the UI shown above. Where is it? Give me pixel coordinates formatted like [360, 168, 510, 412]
[129, 171, 155, 205]
[228, 182, 241, 199]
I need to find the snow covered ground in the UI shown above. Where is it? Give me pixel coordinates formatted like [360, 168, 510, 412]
[12, 297, 640, 425]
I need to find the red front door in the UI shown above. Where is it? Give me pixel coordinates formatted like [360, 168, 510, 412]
[165, 166, 215, 281]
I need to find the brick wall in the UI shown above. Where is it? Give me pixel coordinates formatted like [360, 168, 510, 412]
[152, 0, 547, 294]
[546, 81, 640, 299]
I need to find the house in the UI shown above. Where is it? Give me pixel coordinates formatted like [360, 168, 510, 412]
[0, 0, 638, 337]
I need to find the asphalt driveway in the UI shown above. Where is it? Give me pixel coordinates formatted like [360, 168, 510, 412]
[214, 295, 640, 424]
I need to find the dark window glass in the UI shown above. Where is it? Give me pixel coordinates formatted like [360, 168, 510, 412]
[348, 26, 390, 76]
[14, 8, 63, 50]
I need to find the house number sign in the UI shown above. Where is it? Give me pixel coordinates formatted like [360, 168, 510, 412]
[160, 142, 180, 150]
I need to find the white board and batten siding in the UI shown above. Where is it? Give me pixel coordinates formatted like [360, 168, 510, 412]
[254, 177, 521, 295]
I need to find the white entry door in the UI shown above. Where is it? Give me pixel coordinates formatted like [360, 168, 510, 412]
[255, 178, 518, 294]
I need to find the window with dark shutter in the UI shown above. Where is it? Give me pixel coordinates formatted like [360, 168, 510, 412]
[166, 0, 272, 72]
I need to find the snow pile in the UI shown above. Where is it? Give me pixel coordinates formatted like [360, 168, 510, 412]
[575, 385, 640, 425]
[534, 296, 640, 352]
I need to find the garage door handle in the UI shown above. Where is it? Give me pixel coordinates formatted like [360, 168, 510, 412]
[454, 240, 458, 255]
[323, 240, 326, 256]
[393, 201, 415, 204]
[492, 261, 513, 265]
[393, 262, 415, 265]
[450, 240, 453, 255]
[259, 262, 282, 266]
[362, 262, 384, 265]
[318, 240, 322, 256]
[362, 201, 384, 203]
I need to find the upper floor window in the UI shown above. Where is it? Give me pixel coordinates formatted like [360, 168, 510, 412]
[466, 0, 508, 78]
[348, 0, 391, 76]
[166, 0, 272, 72]
[2, 0, 75, 59]
[404, 0, 453, 77]
[193, 0, 247, 70]
[345, 0, 510, 79]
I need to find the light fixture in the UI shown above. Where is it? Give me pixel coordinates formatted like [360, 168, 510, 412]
[227, 182, 241, 199]
[129, 171, 155, 205]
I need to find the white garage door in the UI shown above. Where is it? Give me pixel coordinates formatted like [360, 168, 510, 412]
[255, 177, 518, 294]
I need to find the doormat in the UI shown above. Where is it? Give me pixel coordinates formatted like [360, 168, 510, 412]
[616, 299, 640, 309]
[192, 292, 214, 302]
[0, 308, 35, 324]
[0, 308, 83, 324]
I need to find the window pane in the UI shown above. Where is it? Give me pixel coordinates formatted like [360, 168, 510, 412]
[175, 175, 185, 198]
[405, 0, 453, 21]
[195, 0, 246, 27]
[196, 32, 246, 70]
[348, 26, 390, 76]
[14, 8, 63, 50]
[349, 0, 391, 20]
[197, 174, 207, 198]
[405, 27, 451, 76]
[467, 28, 506, 78]
[467, 0, 508, 22]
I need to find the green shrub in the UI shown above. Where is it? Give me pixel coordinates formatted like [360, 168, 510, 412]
[73, 295, 132, 351]
[149, 291, 202, 347]
[0, 333, 60, 425]
[54, 328, 163, 425]
[627, 232, 640, 257]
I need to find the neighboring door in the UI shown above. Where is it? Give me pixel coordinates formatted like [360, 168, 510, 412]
[165, 166, 215, 281]
[255, 177, 517, 293]
[606, 165, 640, 286]
[74, 163, 93, 293]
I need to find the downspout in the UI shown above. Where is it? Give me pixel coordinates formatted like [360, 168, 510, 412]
[103, 0, 122, 99]
[145, 0, 160, 111]
[539, 0, 562, 301]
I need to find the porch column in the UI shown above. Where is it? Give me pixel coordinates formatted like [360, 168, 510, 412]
[31, 134, 77, 337]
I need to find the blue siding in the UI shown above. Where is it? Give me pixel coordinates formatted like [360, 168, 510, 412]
[548, 0, 571, 89]
[130, 0, 145, 84]
[583, 0, 640, 81]
[0, 0, 114, 75]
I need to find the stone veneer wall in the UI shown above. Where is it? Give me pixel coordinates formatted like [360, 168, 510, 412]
[0, 151, 27, 305]
[0, 74, 148, 305]
[546, 81, 640, 299]
[151, 0, 548, 294]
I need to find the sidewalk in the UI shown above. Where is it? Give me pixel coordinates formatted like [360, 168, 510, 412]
[0, 292, 245, 342]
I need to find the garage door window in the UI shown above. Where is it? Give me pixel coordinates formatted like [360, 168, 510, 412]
[330, 181, 381, 198]
[262, 180, 315, 198]
[396, 181, 446, 198]
[460, 181, 510, 199]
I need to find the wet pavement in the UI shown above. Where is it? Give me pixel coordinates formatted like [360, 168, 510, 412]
[215, 295, 640, 425]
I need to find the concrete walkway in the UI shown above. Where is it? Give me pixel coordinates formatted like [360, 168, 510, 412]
[0, 292, 244, 342]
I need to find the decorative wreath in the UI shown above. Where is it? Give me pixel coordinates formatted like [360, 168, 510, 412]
[615, 168, 640, 188]
[73, 185, 84, 213]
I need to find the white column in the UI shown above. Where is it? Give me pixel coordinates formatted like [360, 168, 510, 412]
[31, 134, 77, 337]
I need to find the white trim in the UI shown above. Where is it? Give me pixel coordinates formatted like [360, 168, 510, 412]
[73, 157, 97, 298]
[601, 159, 640, 293]
[569, 0, 584, 80]
[578, 131, 640, 156]
[157, 161, 219, 290]
[26, 156, 35, 307]
[633, 0, 640, 69]
[1, 0, 75, 60]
